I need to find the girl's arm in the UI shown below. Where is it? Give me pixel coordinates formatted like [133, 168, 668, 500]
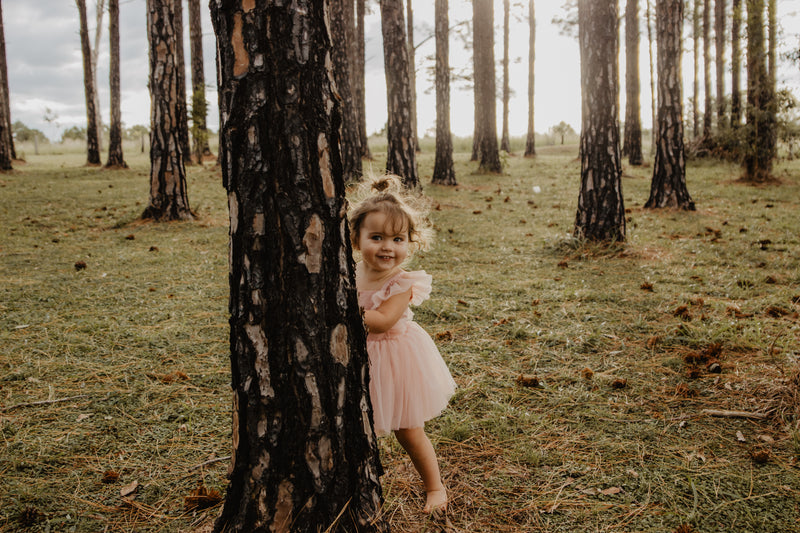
[363, 287, 413, 333]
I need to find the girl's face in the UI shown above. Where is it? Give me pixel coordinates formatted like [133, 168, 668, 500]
[356, 211, 410, 276]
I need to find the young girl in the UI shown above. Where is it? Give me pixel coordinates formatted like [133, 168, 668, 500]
[349, 175, 457, 513]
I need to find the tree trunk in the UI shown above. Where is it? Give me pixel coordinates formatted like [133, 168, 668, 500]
[356, 0, 372, 160]
[623, 0, 643, 165]
[524, 0, 536, 157]
[380, 0, 419, 187]
[500, 0, 511, 153]
[574, 0, 626, 242]
[715, 0, 726, 129]
[766, 0, 777, 157]
[142, 0, 193, 221]
[92, 0, 105, 153]
[432, 0, 456, 185]
[730, 0, 742, 127]
[702, 0, 712, 138]
[174, 0, 192, 166]
[188, 0, 212, 163]
[742, 0, 774, 182]
[209, 3, 388, 531]
[692, 0, 700, 138]
[76, 0, 101, 166]
[330, 0, 362, 182]
[646, 0, 695, 210]
[407, 0, 419, 152]
[0, 0, 13, 164]
[104, 0, 126, 169]
[474, 0, 502, 173]
[646, 0, 657, 151]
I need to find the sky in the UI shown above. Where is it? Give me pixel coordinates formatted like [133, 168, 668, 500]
[4, 1, 799, 143]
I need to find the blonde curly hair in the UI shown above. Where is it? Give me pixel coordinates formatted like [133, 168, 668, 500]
[348, 174, 434, 255]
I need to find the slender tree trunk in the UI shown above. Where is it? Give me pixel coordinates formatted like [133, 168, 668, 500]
[356, 0, 372, 160]
[742, 0, 774, 182]
[646, 0, 657, 152]
[692, 0, 701, 138]
[104, 0, 126, 168]
[474, 0, 502, 173]
[715, 0, 726, 129]
[380, 0, 419, 187]
[703, 0, 712, 138]
[623, 0, 643, 165]
[500, 0, 511, 153]
[188, 0, 212, 163]
[0, 0, 14, 163]
[574, 0, 626, 242]
[209, 3, 388, 531]
[646, 0, 695, 210]
[524, 0, 536, 157]
[730, 0, 742, 127]
[432, 0, 456, 185]
[174, 0, 191, 165]
[330, 0, 362, 181]
[76, 0, 101, 166]
[142, 0, 193, 221]
[766, 0, 777, 157]
[407, 0, 419, 152]
[92, 0, 106, 153]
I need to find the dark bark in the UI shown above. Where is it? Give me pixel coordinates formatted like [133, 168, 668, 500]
[209, 2, 387, 531]
[730, 0, 742, 127]
[105, 0, 126, 168]
[380, 0, 419, 187]
[524, 0, 536, 157]
[574, 0, 626, 242]
[76, 0, 101, 166]
[174, 0, 191, 165]
[500, 0, 511, 153]
[0, 0, 12, 168]
[703, 0, 712, 137]
[715, 0, 726, 128]
[742, 0, 774, 182]
[622, 0, 643, 165]
[646, 0, 695, 210]
[473, 0, 502, 173]
[330, 0, 362, 182]
[142, 0, 193, 221]
[355, 0, 372, 159]
[692, 0, 700, 137]
[432, 0, 456, 185]
[407, 0, 419, 152]
[188, 0, 212, 163]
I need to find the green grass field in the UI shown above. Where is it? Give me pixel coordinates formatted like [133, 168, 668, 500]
[1, 138, 799, 532]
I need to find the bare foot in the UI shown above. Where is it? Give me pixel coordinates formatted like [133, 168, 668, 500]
[423, 487, 448, 514]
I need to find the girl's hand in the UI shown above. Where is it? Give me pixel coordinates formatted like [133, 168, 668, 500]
[363, 288, 412, 333]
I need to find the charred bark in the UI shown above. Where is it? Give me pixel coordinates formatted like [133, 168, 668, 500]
[646, 0, 695, 210]
[174, 0, 191, 166]
[622, 0, 643, 165]
[76, 0, 101, 166]
[473, 0, 502, 173]
[330, 0, 362, 182]
[105, 0, 126, 169]
[524, 0, 536, 158]
[188, 0, 212, 163]
[209, 2, 387, 531]
[574, 0, 626, 242]
[142, 0, 193, 221]
[432, 0, 456, 186]
[380, 0, 419, 187]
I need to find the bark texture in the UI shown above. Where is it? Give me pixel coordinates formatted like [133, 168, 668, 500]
[0, 0, 14, 162]
[646, 0, 656, 150]
[473, 0, 502, 173]
[355, 0, 372, 159]
[432, 0, 456, 185]
[407, 0, 418, 152]
[622, 0, 643, 165]
[330, 0, 362, 182]
[142, 0, 193, 221]
[692, 0, 700, 137]
[500, 0, 511, 153]
[76, 0, 101, 166]
[105, 0, 127, 169]
[380, 0, 418, 187]
[646, 0, 695, 210]
[188, 0, 212, 162]
[209, 2, 387, 531]
[574, 0, 626, 242]
[524, 0, 536, 158]
[742, 0, 774, 182]
[730, 0, 742, 127]
[174, 0, 192, 165]
[715, 0, 726, 128]
[702, 0, 712, 137]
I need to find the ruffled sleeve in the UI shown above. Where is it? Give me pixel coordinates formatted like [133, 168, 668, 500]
[370, 270, 432, 308]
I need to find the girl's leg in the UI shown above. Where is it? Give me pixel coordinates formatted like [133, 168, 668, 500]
[394, 427, 447, 513]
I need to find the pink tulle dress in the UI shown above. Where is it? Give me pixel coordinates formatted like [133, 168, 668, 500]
[358, 270, 457, 436]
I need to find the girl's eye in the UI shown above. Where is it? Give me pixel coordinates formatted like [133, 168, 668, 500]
[371, 235, 382, 241]
[394, 237, 405, 242]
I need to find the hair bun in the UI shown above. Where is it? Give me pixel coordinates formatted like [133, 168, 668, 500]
[372, 178, 391, 192]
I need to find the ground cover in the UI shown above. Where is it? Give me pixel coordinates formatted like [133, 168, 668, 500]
[1, 141, 799, 532]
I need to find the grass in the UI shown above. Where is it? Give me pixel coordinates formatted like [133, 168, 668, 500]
[1, 138, 799, 532]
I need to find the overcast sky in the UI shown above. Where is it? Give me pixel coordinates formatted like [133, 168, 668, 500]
[4, 1, 799, 143]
